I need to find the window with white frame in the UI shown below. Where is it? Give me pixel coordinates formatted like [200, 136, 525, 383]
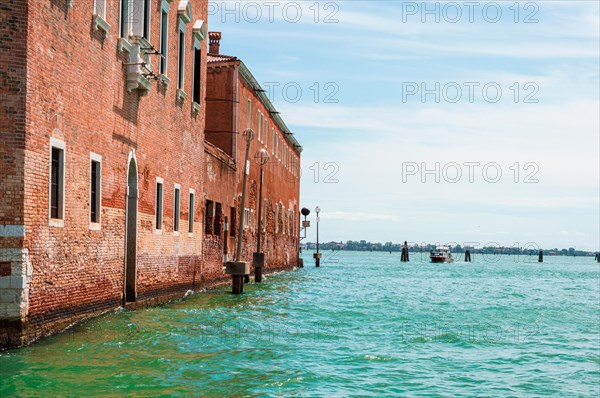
[120, 0, 131, 38]
[257, 111, 262, 142]
[90, 153, 102, 224]
[49, 138, 65, 224]
[173, 184, 181, 232]
[247, 99, 252, 128]
[264, 120, 268, 147]
[275, 204, 279, 233]
[271, 128, 275, 155]
[156, 178, 164, 230]
[192, 45, 202, 104]
[177, 26, 185, 90]
[126, 0, 151, 39]
[159, 3, 169, 75]
[188, 190, 195, 233]
[94, 0, 106, 18]
[143, 0, 151, 40]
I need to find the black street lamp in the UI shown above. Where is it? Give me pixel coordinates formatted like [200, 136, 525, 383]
[253, 148, 270, 283]
[314, 206, 321, 267]
[298, 207, 310, 268]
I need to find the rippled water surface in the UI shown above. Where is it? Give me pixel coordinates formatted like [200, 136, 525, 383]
[1, 252, 599, 396]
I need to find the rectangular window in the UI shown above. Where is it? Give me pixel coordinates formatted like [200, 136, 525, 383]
[178, 30, 185, 89]
[271, 129, 275, 155]
[188, 191, 195, 233]
[230, 207, 236, 237]
[120, 0, 130, 38]
[156, 179, 164, 230]
[143, 0, 151, 40]
[174, 185, 180, 232]
[193, 48, 201, 104]
[159, 10, 168, 74]
[247, 99, 252, 128]
[257, 112, 262, 142]
[49, 144, 65, 221]
[90, 156, 102, 224]
[205, 200, 214, 234]
[94, 0, 106, 18]
[264, 120, 268, 146]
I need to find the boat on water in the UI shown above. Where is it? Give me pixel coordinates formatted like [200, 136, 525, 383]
[430, 246, 454, 263]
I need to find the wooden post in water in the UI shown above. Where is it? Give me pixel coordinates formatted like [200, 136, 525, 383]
[464, 250, 471, 262]
[538, 250, 543, 262]
[401, 241, 409, 262]
[253, 252, 264, 283]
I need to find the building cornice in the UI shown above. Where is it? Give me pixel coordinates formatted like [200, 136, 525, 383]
[238, 61, 302, 153]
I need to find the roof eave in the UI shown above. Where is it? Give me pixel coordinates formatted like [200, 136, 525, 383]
[238, 61, 303, 153]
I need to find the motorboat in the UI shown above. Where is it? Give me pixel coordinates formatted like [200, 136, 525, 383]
[430, 246, 454, 263]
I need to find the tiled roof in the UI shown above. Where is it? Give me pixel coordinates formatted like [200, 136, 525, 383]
[207, 53, 237, 63]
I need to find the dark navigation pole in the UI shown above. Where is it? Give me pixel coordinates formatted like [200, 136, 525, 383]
[253, 148, 269, 283]
[314, 206, 321, 267]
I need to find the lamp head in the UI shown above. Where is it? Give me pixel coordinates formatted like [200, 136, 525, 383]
[254, 148, 270, 165]
[243, 128, 255, 142]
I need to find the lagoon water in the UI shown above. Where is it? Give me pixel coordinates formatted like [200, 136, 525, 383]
[1, 252, 599, 396]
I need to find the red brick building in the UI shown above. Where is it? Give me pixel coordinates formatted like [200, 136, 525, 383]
[0, 0, 300, 348]
[202, 33, 302, 280]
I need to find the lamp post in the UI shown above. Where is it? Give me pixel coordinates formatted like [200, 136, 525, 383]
[225, 128, 254, 294]
[253, 148, 269, 283]
[298, 208, 310, 268]
[313, 206, 321, 267]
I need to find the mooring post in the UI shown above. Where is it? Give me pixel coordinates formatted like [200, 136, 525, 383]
[465, 250, 471, 262]
[253, 252, 265, 283]
[401, 241, 409, 262]
[314, 206, 321, 267]
[227, 262, 250, 294]
[538, 250, 543, 262]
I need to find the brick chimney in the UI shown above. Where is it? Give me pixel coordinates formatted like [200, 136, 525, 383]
[209, 32, 221, 54]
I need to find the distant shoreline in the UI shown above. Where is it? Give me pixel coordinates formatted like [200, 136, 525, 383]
[302, 242, 597, 257]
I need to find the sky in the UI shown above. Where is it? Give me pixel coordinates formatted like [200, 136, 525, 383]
[207, 1, 600, 251]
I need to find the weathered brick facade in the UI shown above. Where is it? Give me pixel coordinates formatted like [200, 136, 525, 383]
[0, 0, 300, 348]
[203, 33, 302, 279]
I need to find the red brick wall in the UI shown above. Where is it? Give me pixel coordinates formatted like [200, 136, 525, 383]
[9, 0, 209, 344]
[205, 64, 237, 157]
[203, 60, 301, 275]
[0, 0, 27, 229]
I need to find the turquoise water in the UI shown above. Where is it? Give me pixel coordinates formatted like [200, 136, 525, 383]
[1, 252, 599, 396]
